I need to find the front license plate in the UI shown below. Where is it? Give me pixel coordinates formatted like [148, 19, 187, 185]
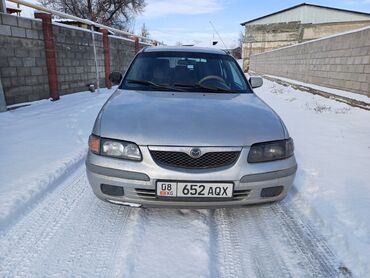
[156, 182, 233, 199]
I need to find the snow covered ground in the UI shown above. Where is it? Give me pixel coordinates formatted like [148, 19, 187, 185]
[0, 80, 368, 277]
[254, 80, 370, 277]
[0, 88, 113, 231]
[263, 74, 370, 103]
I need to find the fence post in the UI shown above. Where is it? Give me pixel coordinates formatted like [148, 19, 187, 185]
[34, 12, 60, 101]
[134, 36, 140, 54]
[0, 78, 7, 112]
[100, 29, 111, 89]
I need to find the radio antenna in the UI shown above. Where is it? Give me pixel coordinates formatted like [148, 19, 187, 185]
[209, 21, 229, 52]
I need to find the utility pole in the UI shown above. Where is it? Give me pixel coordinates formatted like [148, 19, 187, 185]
[0, 78, 7, 112]
[0, 0, 6, 13]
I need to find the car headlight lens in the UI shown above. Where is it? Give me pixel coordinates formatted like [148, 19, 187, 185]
[89, 135, 142, 161]
[101, 139, 142, 160]
[248, 138, 294, 163]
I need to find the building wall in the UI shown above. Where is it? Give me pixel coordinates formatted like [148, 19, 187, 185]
[245, 5, 370, 25]
[0, 13, 144, 105]
[242, 20, 370, 71]
[249, 27, 370, 96]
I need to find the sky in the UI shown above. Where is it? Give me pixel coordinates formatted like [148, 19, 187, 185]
[133, 0, 370, 47]
[5, 0, 370, 48]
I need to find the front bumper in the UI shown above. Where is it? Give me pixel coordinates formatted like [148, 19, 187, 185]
[86, 146, 297, 208]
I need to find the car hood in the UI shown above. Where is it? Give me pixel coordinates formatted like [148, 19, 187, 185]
[98, 89, 285, 146]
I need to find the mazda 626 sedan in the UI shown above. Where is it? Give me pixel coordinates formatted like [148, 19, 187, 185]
[86, 46, 297, 208]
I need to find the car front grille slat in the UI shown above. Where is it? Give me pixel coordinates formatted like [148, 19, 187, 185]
[150, 150, 240, 169]
[135, 188, 156, 199]
[232, 189, 251, 200]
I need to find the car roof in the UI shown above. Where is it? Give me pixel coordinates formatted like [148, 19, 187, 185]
[141, 46, 228, 55]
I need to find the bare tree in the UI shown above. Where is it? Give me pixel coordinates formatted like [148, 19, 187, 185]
[41, 0, 145, 30]
[140, 23, 149, 38]
[238, 31, 245, 48]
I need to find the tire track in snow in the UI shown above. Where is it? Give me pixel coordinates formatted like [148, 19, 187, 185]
[209, 209, 244, 278]
[111, 208, 212, 278]
[0, 166, 86, 277]
[0, 165, 133, 277]
[271, 202, 347, 277]
[212, 206, 291, 278]
[211, 202, 347, 278]
[0, 155, 86, 233]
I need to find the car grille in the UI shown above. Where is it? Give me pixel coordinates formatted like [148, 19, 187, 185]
[150, 150, 240, 169]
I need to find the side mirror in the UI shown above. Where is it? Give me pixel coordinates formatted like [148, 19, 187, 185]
[249, 76, 263, 89]
[109, 71, 123, 85]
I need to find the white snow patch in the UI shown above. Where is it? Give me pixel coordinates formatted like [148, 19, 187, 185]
[255, 79, 370, 277]
[265, 74, 370, 103]
[0, 88, 114, 231]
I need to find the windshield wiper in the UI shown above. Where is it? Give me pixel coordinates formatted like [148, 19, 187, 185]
[174, 83, 239, 93]
[127, 79, 184, 92]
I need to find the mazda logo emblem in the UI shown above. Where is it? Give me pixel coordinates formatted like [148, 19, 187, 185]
[189, 148, 202, 158]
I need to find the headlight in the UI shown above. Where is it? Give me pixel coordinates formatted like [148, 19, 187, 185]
[88, 135, 142, 161]
[248, 138, 294, 163]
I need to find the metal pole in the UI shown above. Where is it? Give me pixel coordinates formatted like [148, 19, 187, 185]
[0, 0, 6, 13]
[91, 25, 100, 93]
[209, 21, 229, 51]
[0, 78, 7, 112]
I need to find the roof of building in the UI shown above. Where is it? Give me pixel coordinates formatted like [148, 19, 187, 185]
[142, 46, 227, 55]
[240, 3, 370, 26]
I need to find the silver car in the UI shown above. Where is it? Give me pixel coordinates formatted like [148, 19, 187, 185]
[86, 47, 297, 208]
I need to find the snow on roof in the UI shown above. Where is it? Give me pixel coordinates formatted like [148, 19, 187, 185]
[241, 3, 370, 26]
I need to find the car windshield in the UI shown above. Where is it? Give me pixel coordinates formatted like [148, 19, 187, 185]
[120, 51, 252, 93]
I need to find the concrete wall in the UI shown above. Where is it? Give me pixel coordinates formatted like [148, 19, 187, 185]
[109, 36, 136, 73]
[53, 23, 105, 95]
[249, 27, 370, 96]
[0, 13, 142, 105]
[0, 14, 49, 104]
[242, 20, 370, 71]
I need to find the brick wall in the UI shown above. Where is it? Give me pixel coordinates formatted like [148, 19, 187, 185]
[249, 26, 370, 96]
[0, 13, 146, 105]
